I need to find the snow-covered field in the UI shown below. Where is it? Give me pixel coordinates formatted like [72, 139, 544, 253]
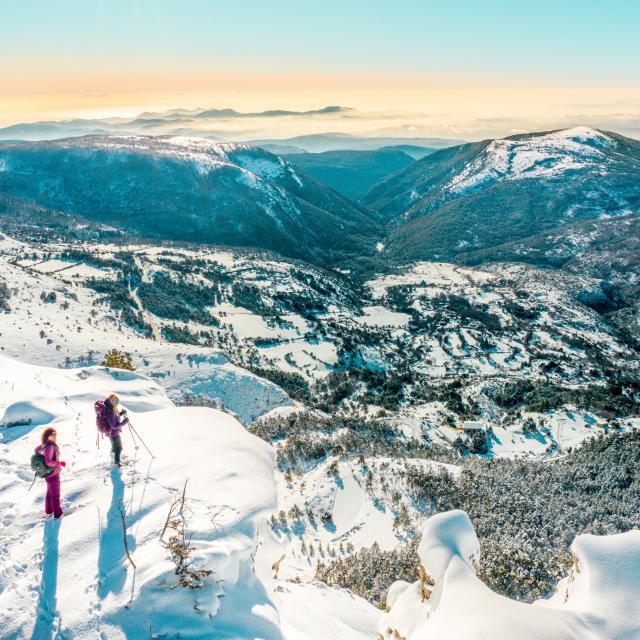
[2, 234, 634, 406]
[0, 236, 294, 422]
[0, 356, 285, 638]
[1, 231, 639, 639]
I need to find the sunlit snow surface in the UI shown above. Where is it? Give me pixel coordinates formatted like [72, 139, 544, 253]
[1, 362, 638, 640]
[0, 357, 283, 639]
[380, 510, 640, 640]
[446, 127, 615, 194]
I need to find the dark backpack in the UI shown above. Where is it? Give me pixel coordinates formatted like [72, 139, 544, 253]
[95, 400, 111, 435]
[31, 443, 56, 478]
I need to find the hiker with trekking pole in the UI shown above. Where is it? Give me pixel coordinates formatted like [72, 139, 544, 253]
[95, 394, 154, 466]
[31, 427, 66, 519]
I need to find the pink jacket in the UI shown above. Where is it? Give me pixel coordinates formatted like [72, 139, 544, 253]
[105, 399, 127, 437]
[35, 442, 61, 476]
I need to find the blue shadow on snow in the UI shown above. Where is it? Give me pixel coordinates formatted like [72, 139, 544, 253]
[98, 468, 134, 599]
[31, 519, 60, 640]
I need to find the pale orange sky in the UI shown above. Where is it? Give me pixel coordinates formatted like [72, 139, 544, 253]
[3, 73, 640, 140]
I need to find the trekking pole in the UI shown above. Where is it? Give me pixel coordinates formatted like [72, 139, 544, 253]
[127, 420, 155, 458]
[27, 474, 37, 492]
[128, 422, 140, 450]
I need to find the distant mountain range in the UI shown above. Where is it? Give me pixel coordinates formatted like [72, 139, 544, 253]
[0, 106, 356, 141]
[253, 133, 458, 154]
[0, 136, 381, 264]
[0, 107, 463, 153]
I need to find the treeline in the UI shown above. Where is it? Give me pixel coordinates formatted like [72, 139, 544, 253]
[138, 271, 220, 326]
[86, 277, 151, 335]
[316, 539, 420, 609]
[250, 412, 458, 469]
[491, 377, 640, 417]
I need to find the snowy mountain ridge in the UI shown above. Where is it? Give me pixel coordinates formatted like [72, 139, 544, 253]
[446, 127, 615, 195]
[0, 135, 381, 265]
[362, 126, 640, 262]
[43, 135, 297, 183]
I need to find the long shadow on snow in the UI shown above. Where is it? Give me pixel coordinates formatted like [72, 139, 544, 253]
[101, 544, 284, 640]
[98, 468, 135, 599]
[31, 519, 60, 640]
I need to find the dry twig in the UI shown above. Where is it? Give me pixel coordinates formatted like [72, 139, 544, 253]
[118, 506, 137, 569]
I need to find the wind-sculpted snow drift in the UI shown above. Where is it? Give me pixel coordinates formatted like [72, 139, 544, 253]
[380, 510, 640, 640]
[0, 356, 283, 639]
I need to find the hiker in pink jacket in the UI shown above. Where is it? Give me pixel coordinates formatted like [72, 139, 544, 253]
[34, 427, 66, 518]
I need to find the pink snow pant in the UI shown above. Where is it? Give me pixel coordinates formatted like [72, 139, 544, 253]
[45, 474, 63, 518]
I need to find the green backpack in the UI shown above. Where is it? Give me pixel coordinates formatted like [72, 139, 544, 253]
[31, 444, 56, 478]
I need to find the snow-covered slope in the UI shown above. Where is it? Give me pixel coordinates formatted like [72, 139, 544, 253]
[1, 360, 638, 640]
[363, 127, 640, 262]
[277, 581, 380, 640]
[445, 127, 614, 194]
[0, 135, 381, 265]
[0, 356, 282, 638]
[380, 510, 640, 640]
[1, 234, 636, 434]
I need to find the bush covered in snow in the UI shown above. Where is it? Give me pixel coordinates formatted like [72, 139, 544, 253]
[316, 539, 420, 608]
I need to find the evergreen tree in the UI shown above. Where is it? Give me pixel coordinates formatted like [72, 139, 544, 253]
[102, 348, 134, 371]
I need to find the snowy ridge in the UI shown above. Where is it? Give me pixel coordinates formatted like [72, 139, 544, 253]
[380, 510, 640, 640]
[446, 127, 614, 194]
[0, 134, 381, 263]
[0, 357, 283, 638]
[42, 135, 242, 175]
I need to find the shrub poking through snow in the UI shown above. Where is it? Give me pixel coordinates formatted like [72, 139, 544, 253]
[40, 290, 57, 303]
[0, 277, 10, 312]
[161, 480, 214, 589]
